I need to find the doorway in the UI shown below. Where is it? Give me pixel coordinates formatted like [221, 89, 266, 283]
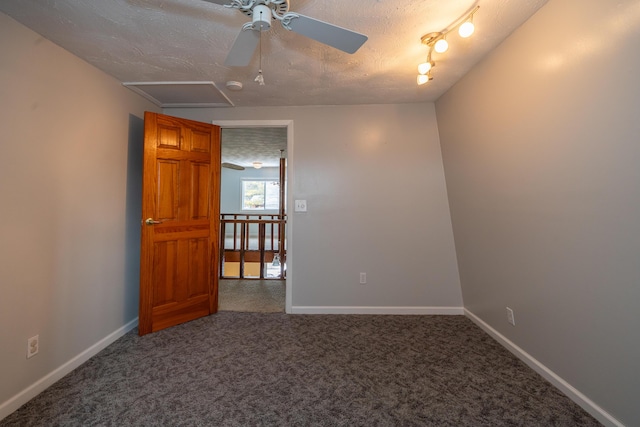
[214, 120, 293, 313]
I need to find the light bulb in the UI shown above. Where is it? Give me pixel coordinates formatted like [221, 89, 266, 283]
[417, 75, 429, 85]
[459, 21, 475, 38]
[418, 62, 432, 75]
[434, 38, 449, 53]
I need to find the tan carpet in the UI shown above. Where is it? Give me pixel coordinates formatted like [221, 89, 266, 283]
[218, 279, 285, 313]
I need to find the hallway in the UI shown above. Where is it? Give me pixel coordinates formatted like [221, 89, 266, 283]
[218, 279, 285, 313]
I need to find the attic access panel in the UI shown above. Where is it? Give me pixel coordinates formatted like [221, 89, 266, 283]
[123, 81, 234, 108]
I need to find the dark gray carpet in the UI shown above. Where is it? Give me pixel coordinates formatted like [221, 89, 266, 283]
[1, 313, 600, 426]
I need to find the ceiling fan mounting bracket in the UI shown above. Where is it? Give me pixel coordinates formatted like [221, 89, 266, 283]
[230, 0, 290, 19]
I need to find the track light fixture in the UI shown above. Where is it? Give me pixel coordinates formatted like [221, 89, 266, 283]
[417, 5, 479, 85]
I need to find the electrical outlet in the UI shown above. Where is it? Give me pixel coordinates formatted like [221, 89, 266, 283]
[506, 307, 515, 326]
[359, 272, 366, 284]
[27, 335, 39, 359]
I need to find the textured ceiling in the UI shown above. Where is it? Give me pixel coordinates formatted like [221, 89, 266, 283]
[2, 0, 548, 166]
[0, 0, 548, 107]
[222, 127, 287, 167]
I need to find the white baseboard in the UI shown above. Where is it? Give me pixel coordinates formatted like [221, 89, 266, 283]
[0, 318, 139, 421]
[464, 309, 623, 427]
[291, 306, 464, 315]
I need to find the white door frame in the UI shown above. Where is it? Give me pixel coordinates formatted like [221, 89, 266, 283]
[212, 119, 294, 314]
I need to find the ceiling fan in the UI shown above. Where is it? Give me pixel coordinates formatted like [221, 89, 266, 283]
[202, 0, 368, 66]
[222, 162, 246, 170]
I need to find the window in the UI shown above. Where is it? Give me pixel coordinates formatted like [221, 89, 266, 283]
[242, 180, 280, 210]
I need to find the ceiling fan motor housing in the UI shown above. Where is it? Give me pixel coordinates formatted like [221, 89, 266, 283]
[252, 5, 272, 31]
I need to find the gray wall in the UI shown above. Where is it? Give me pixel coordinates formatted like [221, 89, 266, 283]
[167, 104, 462, 310]
[0, 12, 160, 412]
[435, 0, 640, 425]
[221, 166, 281, 215]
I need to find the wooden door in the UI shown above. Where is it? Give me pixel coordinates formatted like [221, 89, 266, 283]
[139, 112, 221, 336]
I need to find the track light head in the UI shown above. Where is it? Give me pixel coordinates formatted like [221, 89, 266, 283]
[418, 61, 433, 75]
[434, 38, 449, 53]
[459, 20, 475, 38]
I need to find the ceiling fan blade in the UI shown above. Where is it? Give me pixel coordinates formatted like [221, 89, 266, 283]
[283, 14, 368, 54]
[224, 25, 260, 66]
[222, 162, 245, 170]
[201, 0, 231, 5]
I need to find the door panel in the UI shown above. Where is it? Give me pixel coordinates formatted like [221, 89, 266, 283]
[152, 240, 178, 306]
[157, 160, 179, 220]
[139, 112, 221, 335]
[191, 130, 212, 153]
[191, 163, 211, 219]
[188, 238, 209, 297]
[158, 123, 181, 148]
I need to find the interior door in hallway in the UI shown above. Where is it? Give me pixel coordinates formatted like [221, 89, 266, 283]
[139, 112, 221, 335]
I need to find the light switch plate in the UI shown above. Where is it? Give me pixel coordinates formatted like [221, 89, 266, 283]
[294, 199, 307, 212]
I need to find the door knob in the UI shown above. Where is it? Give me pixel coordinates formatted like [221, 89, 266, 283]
[144, 218, 162, 225]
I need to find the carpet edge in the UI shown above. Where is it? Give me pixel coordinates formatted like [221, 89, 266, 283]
[0, 317, 139, 422]
[464, 308, 622, 427]
[291, 306, 464, 315]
